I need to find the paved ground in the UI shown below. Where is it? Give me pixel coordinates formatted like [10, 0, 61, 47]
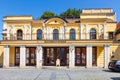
[0, 68, 120, 80]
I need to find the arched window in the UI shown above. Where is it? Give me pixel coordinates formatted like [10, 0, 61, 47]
[53, 29, 59, 40]
[90, 28, 96, 39]
[17, 29, 23, 40]
[70, 29, 76, 40]
[37, 29, 42, 40]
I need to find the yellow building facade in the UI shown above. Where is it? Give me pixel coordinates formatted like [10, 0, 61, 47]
[0, 8, 120, 68]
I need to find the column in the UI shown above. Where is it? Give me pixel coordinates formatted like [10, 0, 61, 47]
[24, 25, 26, 40]
[69, 44, 75, 68]
[98, 24, 100, 39]
[86, 45, 92, 68]
[104, 24, 107, 39]
[104, 44, 110, 68]
[86, 24, 89, 39]
[3, 45, 9, 68]
[29, 26, 32, 40]
[20, 45, 26, 68]
[80, 24, 82, 39]
[36, 45, 43, 68]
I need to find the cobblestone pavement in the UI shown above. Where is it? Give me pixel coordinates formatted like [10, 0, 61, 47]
[0, 68, 120, 80]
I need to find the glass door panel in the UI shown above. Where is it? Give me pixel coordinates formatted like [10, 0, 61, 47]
[26, 47, 36, 66]
[26, 48, 29, 65]
[60, 48, 66, 66]
[44, 48, 55, 66]
[75, 47, 86, 66]
[15, 47, 20, 66]
[43, 47, 68, 66]
[75, 48, 81, 66]
[92, 47, 97, 66]
[30, 48, 36, 65]
[81, 48, 86, 66]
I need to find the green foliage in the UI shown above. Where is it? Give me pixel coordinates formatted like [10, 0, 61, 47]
[38, 8, 82, 19]
[40, 11, 57, 19]
[59, 8, 82, 17]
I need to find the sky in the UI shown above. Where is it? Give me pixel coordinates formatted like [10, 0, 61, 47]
[0, 0, 120, 39]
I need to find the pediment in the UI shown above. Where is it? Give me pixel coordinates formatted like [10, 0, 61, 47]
[44, 17, 67, 24]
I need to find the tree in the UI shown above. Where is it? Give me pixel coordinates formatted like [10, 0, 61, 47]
[59, 8, 82, 17]
[38, 8, 82, 19]
[40, 11, 57, 19]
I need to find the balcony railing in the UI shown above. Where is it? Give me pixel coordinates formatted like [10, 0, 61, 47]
[2, 33, 115, 41]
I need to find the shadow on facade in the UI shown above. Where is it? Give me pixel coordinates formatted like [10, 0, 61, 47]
[111, 45, 120, 60]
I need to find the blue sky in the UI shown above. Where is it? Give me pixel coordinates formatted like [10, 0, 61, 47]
[0, 0, 120, 39]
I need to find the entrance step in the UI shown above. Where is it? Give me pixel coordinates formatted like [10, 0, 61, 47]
[42, 66, 68, 69]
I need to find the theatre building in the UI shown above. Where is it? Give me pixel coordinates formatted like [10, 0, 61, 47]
[0, 8, 120, 68]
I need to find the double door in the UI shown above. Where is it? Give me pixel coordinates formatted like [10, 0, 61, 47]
[75, 47, 97, 66]
[26, 47, 36, 66]
[15, 47, 36, 66]
[44, 47, 68, 66]
[75, 47, 86, 66]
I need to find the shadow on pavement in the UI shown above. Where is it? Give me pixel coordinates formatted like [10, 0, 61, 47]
[111, 77, 120, 80]
[102, 70, 120, 73]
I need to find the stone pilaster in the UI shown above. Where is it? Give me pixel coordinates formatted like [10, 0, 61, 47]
[69, 44, 75, 68]
[12, 25, 15, 36]
[20, 45, 26, 68]
[86, 24, 89, 39]
[36, 45, 43, 68]
[60, 26, 64, 40]
[104, 44, 110, 68]
[104, 24, 107, 39]
[3, 45, 9, 68]
[86, 45, 92, 68]
[29, 26, 32, 40]
[7, 25, 10, 40]
[24, 25, 26, 40]
[98, 24, 100, 39]
[80, 24, 83, 39]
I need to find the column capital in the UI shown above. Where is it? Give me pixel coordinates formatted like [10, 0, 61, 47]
[87, 45, 92, 47]
[20, 45, 25, 48]
[37, 45, 42, 47]
[69, 44, 74, 47]
[104, 44, 110, 47]
[4, 45, 9, 48]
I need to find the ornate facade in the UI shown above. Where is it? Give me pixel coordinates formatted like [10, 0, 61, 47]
[0, 8, 120, 68]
